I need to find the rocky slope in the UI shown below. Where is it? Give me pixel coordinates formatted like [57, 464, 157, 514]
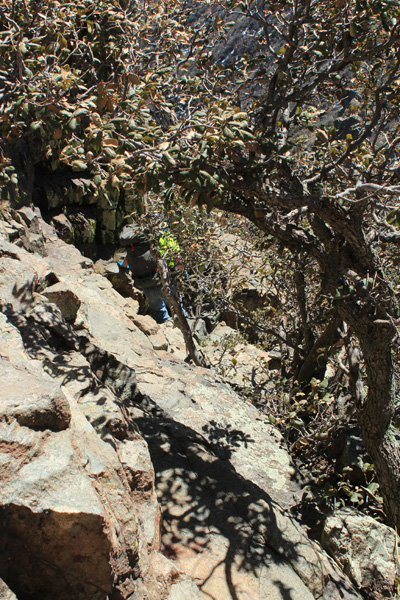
[0, 204, 384, 599]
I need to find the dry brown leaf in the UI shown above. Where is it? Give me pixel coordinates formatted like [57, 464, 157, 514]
[128, 73, 140, 85]
[110, 174, 120, 188]
[102, 138, 119, 147]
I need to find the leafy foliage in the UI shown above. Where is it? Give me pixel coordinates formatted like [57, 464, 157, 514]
[1, 0, 194, 205]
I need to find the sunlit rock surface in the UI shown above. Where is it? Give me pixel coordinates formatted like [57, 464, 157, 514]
[0, 207, 365, 599]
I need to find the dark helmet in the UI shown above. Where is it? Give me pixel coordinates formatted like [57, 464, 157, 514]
[119, 224, 148, 246]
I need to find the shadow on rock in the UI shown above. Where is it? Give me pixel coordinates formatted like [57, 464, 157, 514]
[132, 395, 359, 600]
[202, 419, 255, 461]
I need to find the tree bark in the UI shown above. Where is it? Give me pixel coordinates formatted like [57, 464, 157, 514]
[294, 264, 315, 358]
[350, 318, 400, 527]
[296, 318, 342, 384]
[155, 255, 209, 368]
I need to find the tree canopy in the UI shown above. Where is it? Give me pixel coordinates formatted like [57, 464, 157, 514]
[2, 0, 400, 528]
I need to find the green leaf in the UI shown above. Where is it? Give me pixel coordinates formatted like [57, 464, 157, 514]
[223, 126, 235, 139]
[104, 147, 116, 158]
[387, 209, 400, 227]
[350, 492, 362, 503]
[162, 151, 177, 166]
[72, 108, 89, 118]
[367, 482, 380, 494]
[30, 121, 42, 131]
[72, 160, 88, 171]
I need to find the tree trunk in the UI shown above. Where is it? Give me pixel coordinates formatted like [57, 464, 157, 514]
[294, 264, 315, 358]
[156, 256, 208, 368]
[296, 318, 342, 384]
[352, 319, 400, 527]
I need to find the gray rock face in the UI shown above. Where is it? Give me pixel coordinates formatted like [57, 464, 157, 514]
[0, 344, 138, 599]
[322, 508, 398, 598]
[201, 322, 273, 389]
[0, 360, 71, 431]
[51, 212, 75, 243]
[131, 396, 361, 600]
[0, 210, 364, 600]
[0, 578, 18, 600]
[0, 225, 200, 599]
[42, 281, 82, 321]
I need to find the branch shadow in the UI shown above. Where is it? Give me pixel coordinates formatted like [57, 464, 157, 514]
[131, 394, 344, 600]
[1, 300, 137, 439]
[201, 419, 254, 460]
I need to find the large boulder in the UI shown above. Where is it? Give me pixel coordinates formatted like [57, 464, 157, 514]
[322, 508, 398, 598]
[42, 281, 82, 322]
[0, 317, 140, 599]
[0, 384, 126, 599]
[202, 322, 273, 389]
[0, 360, 71, 431]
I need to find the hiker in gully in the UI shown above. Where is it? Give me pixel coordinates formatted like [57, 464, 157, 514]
[118, 222, 183, 324]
